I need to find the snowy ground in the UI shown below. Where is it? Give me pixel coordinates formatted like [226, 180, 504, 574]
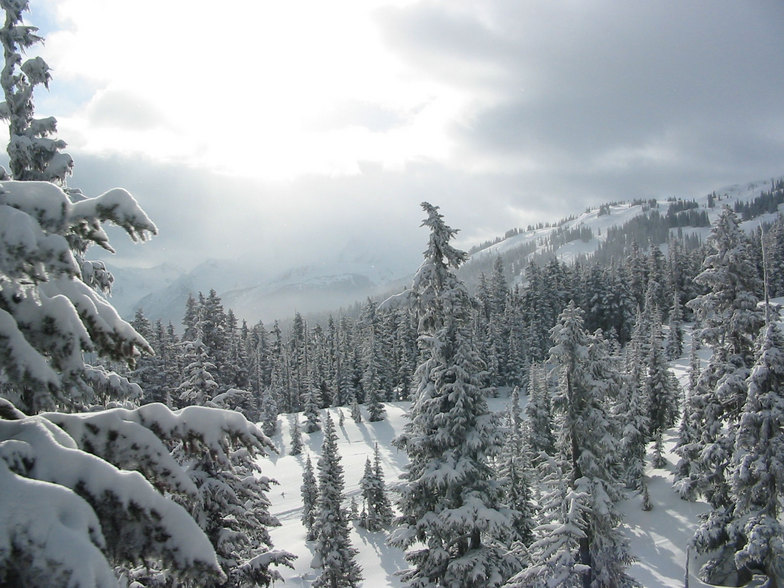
[259, 390, 719, 587]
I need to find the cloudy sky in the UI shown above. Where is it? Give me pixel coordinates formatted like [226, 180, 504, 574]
[13, 0, 784, 274]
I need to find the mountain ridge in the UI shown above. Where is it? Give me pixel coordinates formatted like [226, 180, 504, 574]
[105, 176, 783, 327]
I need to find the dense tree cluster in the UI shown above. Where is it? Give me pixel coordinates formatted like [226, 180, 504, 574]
[3, 5, 783, 586]
[0, 3, 292, 584]
[124, 200, 784, 587]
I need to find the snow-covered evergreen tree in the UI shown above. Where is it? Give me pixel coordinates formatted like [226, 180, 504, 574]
[0, 0, 72, 182]
[303, 387, 321, 433]
[537, 302, 636, 587]
[391, 203, 515, 587]
[525, 362, 555, 459]
[0, 402, 229, 585]
[688, 207, 764, 369]
[504, 455, 536, 547]
[645, 318, 680, 468]
[260, 386, 279, 437]
[359, 443, 393, 531]
[313, 413, 362, 587]
[685, 208, 766, 584]
[666, 290, 684, 360]
[301, 454, 318, 541]
[673, 340, 702, 499]
[618, 364, 650, 492]
[0, 176, 154, 412]
[725, 321, 784, 587]
[290, 417, 303, 456]
[366, 386, 386, 422]
[176, 338, 220, 408]
[165, 406, 295, 587]
[350, 394, 362, 423]
[507, 455, 590, 587]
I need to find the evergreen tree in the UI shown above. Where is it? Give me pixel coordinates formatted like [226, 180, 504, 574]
[688, 207, 764, 369]
[525, 362, 555, 458]
[489, 256, 511, 385]
[313, 413, 362, 587]
[645, 318, 681, 468]
[168, 407, 295, 587]
[504, 456, 536, 547]
[359, 443, 393, 532]
[182, 293, 200, 342]
[350, 394, 362, 423]
[506, 385, 524, 460]
[360, 298, 387, 401]
[301, 455, 318, 541]
[725, 322, 784, 587]
[366, 386, 386, 422]
[673, 341, 701, 499]
[618, 365, 650, 492]
[394, 307, 417, 400]
[508, 455, 590, 587]
[130, 309, 162, 403]
[176, 339, 220, 408]
[290, 417, 303, 456]
[0, 0, 72, 182]
[289, 312, 309, 410]
[686, 208, 765, 584]
[260, 386, 279, 437]
[303, 387, 321, 433]
[201, 289, 229, 386]
[666, 290, 684, 360]
[537, 302, 636, 588]
[391, 203, 515, 587]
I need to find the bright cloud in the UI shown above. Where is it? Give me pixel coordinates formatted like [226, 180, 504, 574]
[31, 0, 471, 179]
[8, 0, 783, 274]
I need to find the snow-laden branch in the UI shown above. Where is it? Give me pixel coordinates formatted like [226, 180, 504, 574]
[0, 415, 226, 583]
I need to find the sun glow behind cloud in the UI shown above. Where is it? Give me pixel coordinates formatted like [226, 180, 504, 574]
[33, 0, 469, 179]
[7, 0, 781, 274]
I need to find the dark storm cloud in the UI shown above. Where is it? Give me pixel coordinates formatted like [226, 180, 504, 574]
[378, 0, 784, 201]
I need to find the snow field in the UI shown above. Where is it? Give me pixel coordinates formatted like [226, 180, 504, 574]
[259, 387, 719, 586]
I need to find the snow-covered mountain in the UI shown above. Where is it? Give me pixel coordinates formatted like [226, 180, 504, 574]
[106, 177, 783, 327]
[460, 177, 784, 288]
[106, 241, 417, 326]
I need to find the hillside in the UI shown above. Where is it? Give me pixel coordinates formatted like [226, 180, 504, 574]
[460, 177, 783, 288]
[107, 176, 783, 328]
[258, 328, 721, 587]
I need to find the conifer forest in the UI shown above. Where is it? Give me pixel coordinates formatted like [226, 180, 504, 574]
[1, 1, 783, 587]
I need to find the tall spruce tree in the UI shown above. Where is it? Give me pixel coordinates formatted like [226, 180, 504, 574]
[508, 455, 590, 587]
[359, 443, 393, 532]
[725, 321, 784, 586]
[686, 208, 765, 584]
[290, 417, 303, 456]
[313, 413, 362, 587]
[301, 455, 318, 541]
[366, 386, 386, 422]
[525, 362, 555, 459]
[531, 302, 636, 588]
[390, 203, 515, 587]
[645, 317, 681, 468]
[260, 386, 279, 437]
[303, 387, 321, 433]
[673, 340, 702, 499]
